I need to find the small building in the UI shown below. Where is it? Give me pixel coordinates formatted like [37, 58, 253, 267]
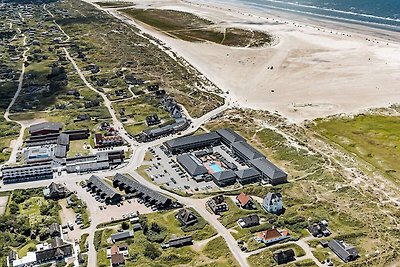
[328, 239, 359, 263]
[211, 170, 237, 187]
[273, 249, 295, 265]
[176, 209, 198, 226]
[111, 253, 125, 266]
[110, 231, 134, 243]
[43, 182, 68, 199]
[236, 192, 256, 209]
[308, 221, 331, 238]
[238, 214, 260, 228]
[256, 229, 289, 245]
[206, 195, 228, 215]
[161, 236, 193, 249]
[146, 114, 161, 126]
[94, 133, 123, 148]
[49, 223, 61, 237]
[29, 122, 62, 136]
[263, 192, 283, 214]
[235, 168, 260, 185]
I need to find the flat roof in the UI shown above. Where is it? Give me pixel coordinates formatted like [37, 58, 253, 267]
[29, 122, 62, 133]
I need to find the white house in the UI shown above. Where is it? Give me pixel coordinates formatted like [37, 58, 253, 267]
[262, 192, 283, 214]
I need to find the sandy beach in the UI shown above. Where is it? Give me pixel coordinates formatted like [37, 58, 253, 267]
[90, 0, 400, 123]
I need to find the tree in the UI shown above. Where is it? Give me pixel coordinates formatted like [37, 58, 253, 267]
[143, 243, 161, 260]
[121, 221, 129, 230]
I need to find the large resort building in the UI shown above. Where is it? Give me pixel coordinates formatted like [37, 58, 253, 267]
[0, 122, 124, 184]
[164, 128, 287, 186]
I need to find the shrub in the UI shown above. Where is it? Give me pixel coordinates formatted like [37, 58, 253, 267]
[143, 243, 161, 260]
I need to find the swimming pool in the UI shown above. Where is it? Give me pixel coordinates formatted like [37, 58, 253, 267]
[209, 163, 223, 173]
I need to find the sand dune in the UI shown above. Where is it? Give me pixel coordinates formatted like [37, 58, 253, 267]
[91, 0, 400, 123]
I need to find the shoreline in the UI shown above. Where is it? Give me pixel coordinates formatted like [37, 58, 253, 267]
[183, 0, 400, 43]
[88, 0, 400, 124]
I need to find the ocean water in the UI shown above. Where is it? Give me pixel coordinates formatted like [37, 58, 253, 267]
[211, 0, 400, 31]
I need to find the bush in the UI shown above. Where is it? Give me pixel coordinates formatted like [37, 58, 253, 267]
[121, 221, 129, 230]
[143, 243, 161, 260]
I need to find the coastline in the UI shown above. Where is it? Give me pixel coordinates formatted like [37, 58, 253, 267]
[88, 0, 400, 124]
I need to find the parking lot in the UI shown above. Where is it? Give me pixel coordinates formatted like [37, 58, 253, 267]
[145, 143, 249, 193]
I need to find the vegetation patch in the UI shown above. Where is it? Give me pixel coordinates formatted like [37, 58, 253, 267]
[121, 9, 273, 47]
[314, 114, 400, 185]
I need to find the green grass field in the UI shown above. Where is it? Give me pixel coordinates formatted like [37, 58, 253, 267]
[315, 115, 400, 185]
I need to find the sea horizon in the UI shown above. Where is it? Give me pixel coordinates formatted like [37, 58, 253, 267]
[201, 0, 400, 33]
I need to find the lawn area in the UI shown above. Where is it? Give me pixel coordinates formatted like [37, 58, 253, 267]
[202, 236, 239, 266]
[67, 139, 91, 157]
[19, 197, 48, 224]
[314, 114, 400, 185]
[80, 233, 89, 253]
[18, 241, 37, 258]
[121, 9, 273, 47]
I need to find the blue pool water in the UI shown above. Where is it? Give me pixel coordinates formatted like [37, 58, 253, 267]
[210, 163, 223, 172]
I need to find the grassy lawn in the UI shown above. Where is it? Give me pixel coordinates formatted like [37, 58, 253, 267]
[121, 9, 273, 47]
[144, 151, 153, 161]
[80, 233, 89, 253]
[18, 241, 37, 258]
[67, 139, 91, 157]
[19, 197, 47, 224]
[202, 236, 239, 266]
[97, 249, 109, 267]
[314, 115, 400, 185]
[136, 165, 152, 183]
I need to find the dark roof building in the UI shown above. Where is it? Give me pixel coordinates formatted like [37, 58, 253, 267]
[1, 163, 53, 184]
[216, 128, 245, 146]
[161, 236, 193, 248]
[164, 132, 221, 154]
[111, 231, 134, 243]
[43, 182, 68, 199]
[328, 239, 359, 263]
[235, 167, 260, 185]
[308, 222, 331, 238]
[238, 214, 260, 228]
[211, 170, 237, 187]
[113, 173, 173, 208]
[36, 237, 73, 264]
[29, 122, 62, 136]
[57, 133, 70, 147]
[177, 154, 208, 177]
[207, 195, 228, 215]
[54, 145, 67, 158]
[231, 141, 264, 162]
[176, 209, 198, 226]
[273, 249, 295, 265]
[49, 223, 61, 237]
[63, 129, 90, 140]
[249, 157, 287, 185]
[87, 175, 121, 204]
